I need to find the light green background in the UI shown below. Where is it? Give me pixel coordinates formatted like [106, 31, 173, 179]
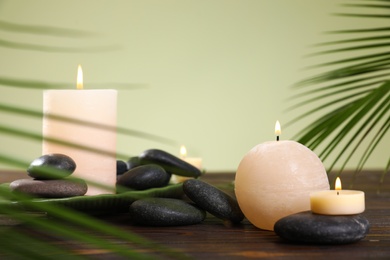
[0, 0, 388, 172]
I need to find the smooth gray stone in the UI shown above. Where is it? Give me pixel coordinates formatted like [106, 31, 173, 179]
[274, 211, 370, 244]
[10, 178, 87, 198]
[129, 198, 206, 226]
[116, 160, 128, 175]
[183, 179, 244, 223]
[139, 149, 202, 178]
[116, 164, 171, 192]
[127, 156, 141, 170]
[27, 154, 76, 180]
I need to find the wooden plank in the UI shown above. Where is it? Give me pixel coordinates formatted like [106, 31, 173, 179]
[0, 170, 389, 259]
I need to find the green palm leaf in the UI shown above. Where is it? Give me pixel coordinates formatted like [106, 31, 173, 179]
[289, 0, 390, 182]
[0, 19, 120, 52]
[0, 102, 177, 151]
[0, 185, 185, 259]
[0, 16, 181, 259]
[0, 19, 98, 37]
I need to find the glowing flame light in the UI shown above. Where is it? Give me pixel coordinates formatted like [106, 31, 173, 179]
[77, 65, 83, 90]
[180, 145, 187, 159]
[275, 120, 281, 139]
[335, 177, 342, 191]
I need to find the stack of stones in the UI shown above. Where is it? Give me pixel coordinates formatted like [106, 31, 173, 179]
[10, 154, 87, 198]
[116, 149, 244, 226]
[10, 149, 244, 227]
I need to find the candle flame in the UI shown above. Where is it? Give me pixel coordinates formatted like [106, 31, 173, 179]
[180, 145, 187, 159]
[77, 64, 83, 90]
[275, 120, 281, 136]
[335, 177, 342, 191]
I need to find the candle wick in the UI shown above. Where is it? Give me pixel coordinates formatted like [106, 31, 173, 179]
[276, 136, 279, 141]
[337, 191, 339, 195]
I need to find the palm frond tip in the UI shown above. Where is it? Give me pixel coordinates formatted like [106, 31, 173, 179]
[290, 1, 390, 176]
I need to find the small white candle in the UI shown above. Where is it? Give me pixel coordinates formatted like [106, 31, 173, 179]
[171, 145, 202, 183]
[235, 121, 330, 231]
[180, 145, 202, 169]
[310, 177, 365, 215]
[42, 65, 117, 195]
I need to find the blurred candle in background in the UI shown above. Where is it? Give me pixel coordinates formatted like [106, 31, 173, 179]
[180, 145, 202, 169]
[171, 145, 202, 183]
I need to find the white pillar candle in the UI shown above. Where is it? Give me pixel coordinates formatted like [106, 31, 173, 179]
[310, 177, 365, 215]
[42, 65, 117, 195]
[235, 121, 330, 231]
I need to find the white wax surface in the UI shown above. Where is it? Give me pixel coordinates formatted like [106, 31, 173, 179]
[310, 190, 365, 215]
[235, 140, 330, 231]
[183, 157, 202, 169]
[42, 89, 117, 195]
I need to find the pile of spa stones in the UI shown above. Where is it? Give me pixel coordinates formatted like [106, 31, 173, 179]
[10, 149, 244, 227]
[10, 154, 87, 198]
[117, 149, 244, 226]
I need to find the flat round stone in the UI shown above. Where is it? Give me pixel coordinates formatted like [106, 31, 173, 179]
[117, 164, 171, 192]
[129, 198, 206, 226]
[274, 211, 370, 244]
[10, 178, 87, 198]
[27, 154, 76, 180]
[139, 149, 202, 178]
[183, 179, 244, 223]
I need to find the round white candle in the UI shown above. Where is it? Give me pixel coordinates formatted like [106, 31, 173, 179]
[42, 65, 117, 195]
[310, 177, 365, 215]
[235, 121, 330, 231]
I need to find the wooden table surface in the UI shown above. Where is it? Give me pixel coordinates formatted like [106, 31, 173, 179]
[1, 170, 389, 259]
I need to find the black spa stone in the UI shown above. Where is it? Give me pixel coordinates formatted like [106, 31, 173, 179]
[183, 179, 244, 223]
[127, 156, 141, 170]
[116, 164, 171, 192]
[116, 160, 128, 175]
[129, 198, 206, 226]
[27, 154, 76, 180]
[139, 149, 202, 178]
[10, 178, 87, 198]
[274, 211, 370, 244]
